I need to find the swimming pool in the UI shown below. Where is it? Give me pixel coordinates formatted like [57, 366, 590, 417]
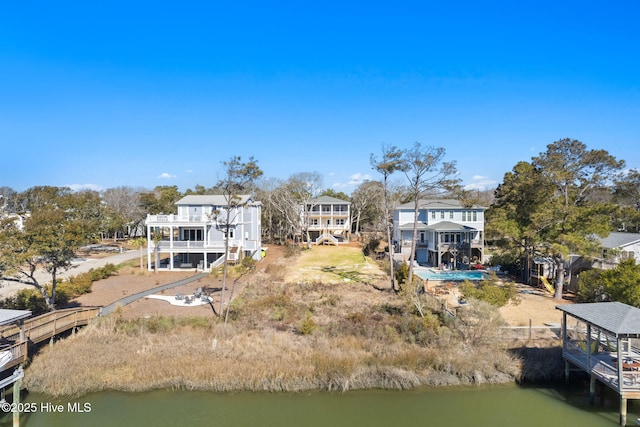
[415, 269, 488, 281]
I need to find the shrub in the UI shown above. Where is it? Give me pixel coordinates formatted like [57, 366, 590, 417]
[298, 313, 317, 335]
[0, 264, 118, 313]
[395, 262, 409, 289]
[459, 274, 517, 307]
[283, 244, 302, 258]
[362, 237, 381, 257]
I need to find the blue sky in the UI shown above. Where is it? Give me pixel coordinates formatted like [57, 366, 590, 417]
[1, 1, 639, 194]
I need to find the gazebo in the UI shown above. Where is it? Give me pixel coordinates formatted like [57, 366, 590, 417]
[557, 302, 640, 426]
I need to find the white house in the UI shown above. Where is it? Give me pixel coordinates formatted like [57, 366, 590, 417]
[594, 232, 640, 269]
[393, 199, 485, 268]
[145, 195, 262, 271]
[303, 196, 351, 245]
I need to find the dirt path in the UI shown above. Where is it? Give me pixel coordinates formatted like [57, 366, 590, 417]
[499, 282, 567, 327]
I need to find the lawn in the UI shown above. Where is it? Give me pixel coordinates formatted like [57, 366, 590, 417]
[285, 245, 387, 285]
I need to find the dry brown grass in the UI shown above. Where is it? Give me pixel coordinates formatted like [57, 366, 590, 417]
[25, 245, 522, 397]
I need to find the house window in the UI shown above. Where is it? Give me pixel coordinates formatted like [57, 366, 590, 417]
[462, 211, 467, 221]
[431, 211, 436, 219]
[622, 251, 634, 259]
[322, 205, 331, 213]
[440, 211, 445, 219]
[310, 219, 318, 226]
[336, 219, 345, 226]
[183, 229, 203, 241]
[450, 211, 454, 219]
[473, 211, 477, 221]
[420, 232, 425, 243]
[224, 229, 235, 239]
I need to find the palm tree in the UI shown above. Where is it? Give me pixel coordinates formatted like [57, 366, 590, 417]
[130, 237, 147, 271]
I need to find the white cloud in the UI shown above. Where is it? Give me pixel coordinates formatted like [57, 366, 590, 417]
[68, 183, 103, 192]
[464, 176, 498, 191]
[348, 173, 371, 185]
[158, 172, 177, 179]
[186, 169, 193, 173]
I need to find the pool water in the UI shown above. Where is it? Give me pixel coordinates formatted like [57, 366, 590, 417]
[415, 269, 488, 281]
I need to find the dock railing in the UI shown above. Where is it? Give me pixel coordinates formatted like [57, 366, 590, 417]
[0, 307, 101, 371]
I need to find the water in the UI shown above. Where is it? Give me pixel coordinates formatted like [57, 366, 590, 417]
[415, 269, 488, 281]
[3, 384, 632, 427]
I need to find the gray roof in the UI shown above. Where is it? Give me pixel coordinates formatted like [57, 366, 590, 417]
[556, 302, 640, 337]
[598, 232, 640, 249]
[175, 195, 255, 206]
[396, 199, 486, 210]
[398, 222, 429, 231]
[425, 221, 475, 232]
[0, 309, 31, 326]
[312, 196, 351, 205]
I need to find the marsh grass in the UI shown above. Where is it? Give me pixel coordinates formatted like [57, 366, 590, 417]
[25, 247, 522, 397]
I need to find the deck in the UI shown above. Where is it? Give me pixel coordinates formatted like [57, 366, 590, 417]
[0, 307, 100, 371]
[564, 347, 640, 398]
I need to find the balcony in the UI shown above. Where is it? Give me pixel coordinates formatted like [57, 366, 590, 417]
[147, 214, 240, 226]
[150, 240, 226, 252]
[309, 211, 350, 217]
[308, 223, 349, 231]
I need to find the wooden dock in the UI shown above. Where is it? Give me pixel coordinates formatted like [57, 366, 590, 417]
[558, 302, 640, 426]
[0, 307, 100, 371]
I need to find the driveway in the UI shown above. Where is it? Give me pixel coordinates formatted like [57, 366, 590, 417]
[0, 250, 142, 299]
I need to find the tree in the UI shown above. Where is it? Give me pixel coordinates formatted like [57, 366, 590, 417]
[371, 144, 404, 291]
[0, 187, 20, 214]
[532, 139, 624, 299]
[399, 142, 458, 285]
[485, 161, 553, 282]
[577, 259, 640, 306]
[139, 186, 182, 215]
[130, 237, 147, 271]
[285, 172, 323, 248]
[0, 187, 100, 309]
[214, 156, 263, 320]
[613, 169, 640, 232]
[320, 188, 350, 201]
[350, 180, 384, 237]
[101, 186, 147, 239]
[488, 139, 625, 299]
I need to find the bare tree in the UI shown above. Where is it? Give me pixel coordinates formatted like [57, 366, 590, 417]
[284, 172, 323, 248]
[101, 186, 147, 239]
[371, 145, 403, 291]
[214, 156, 263, 319]
[350, 180, 384, 238]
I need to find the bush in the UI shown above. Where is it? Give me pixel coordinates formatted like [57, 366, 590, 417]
[0, 264, 118, 313]
[459, 274, 517, 307]
[298, 313, 317, 335]
[362, 237, 381, 257]
[283, 244, 302, 258]
[575, 268, 604, 303]
[395, 262, 409, 289]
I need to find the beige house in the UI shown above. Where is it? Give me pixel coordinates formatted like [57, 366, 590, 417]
[304, 196, 351, 245]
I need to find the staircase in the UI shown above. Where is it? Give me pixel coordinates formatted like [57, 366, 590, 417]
[315, 234, 339, 245]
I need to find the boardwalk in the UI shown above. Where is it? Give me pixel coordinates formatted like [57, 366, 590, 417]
[0, 307, 100, 371]
[0, 271, 208, 373]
